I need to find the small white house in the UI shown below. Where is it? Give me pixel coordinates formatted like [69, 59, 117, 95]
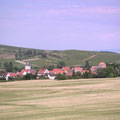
[6, 73, 17, 81]
[37, 68, 50, 76]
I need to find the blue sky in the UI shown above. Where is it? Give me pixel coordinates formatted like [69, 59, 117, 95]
[0, 0, 120, 50]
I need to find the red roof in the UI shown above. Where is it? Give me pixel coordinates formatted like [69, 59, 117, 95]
[91, 66, 100, 69]
[49, 70, 53, 73]
[66, 72, 72, 76]
[91, 66, 97, 72]
[8, 73, 17, 77]
[74, 67, 82, 70]
[82, 70, 89, 73]
[99, 62, 106, 65]
[62, 67, 70, 71]
[52, 68, 64, 75]
[73, 67, 83, 72]
[52, 68, 61, 72]
[20, 69, 36, 75]
[38, 68, 48, 74]
[99, 62, 106, 68]
[0, 72, 7, 77]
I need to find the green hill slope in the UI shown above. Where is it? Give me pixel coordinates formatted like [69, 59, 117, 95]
[0, 44, 120, 68]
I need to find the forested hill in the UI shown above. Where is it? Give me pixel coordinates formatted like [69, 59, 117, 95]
[0, 44, 120, 68]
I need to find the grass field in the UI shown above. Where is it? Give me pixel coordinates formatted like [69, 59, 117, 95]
[0, 78, 120, 120]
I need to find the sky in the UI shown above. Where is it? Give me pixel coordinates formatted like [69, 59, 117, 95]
[0, 0, 120, 51]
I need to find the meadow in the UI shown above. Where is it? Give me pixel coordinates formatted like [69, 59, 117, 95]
[0, 78, 120, 120]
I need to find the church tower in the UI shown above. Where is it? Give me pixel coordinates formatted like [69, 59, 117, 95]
[25, 61, 31, 70]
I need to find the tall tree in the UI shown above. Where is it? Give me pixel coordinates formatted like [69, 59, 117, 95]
[4, 62, 14, 72]
[15, 53, 18, 60]
[33, 50, 36, 56]
[85, 61, 90, 70]
[0, 63, 1, 68]
[57, 61, 65, 68]
[47, 65, 55, 70]
[18, 48, 21, 59]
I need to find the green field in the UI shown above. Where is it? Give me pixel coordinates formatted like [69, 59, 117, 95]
[0, 44, 120, 68]
[0, 78, 120, 120]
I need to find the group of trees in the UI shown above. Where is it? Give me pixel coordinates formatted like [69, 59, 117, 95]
[97, 63, 120, 78]
[1, 62, 23, 72]
[15, 48, 48, 60]
[46, 61, 66, 70]
[4, 62, 14, 72]
[23, 73, 37, 80]
[57, 61, 65, 68]
[15, 49, 37, 60]
[56, 72, 92, 80]
[21, 73, 48, 80]
[47, 65, 55, 70]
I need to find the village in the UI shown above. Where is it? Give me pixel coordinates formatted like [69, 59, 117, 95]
[0, 61, 107, 80]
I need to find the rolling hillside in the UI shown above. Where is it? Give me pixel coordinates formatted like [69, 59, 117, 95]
[0, 44, 120, 68]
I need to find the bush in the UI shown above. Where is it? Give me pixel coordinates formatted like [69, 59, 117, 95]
[56, 74, 67, 80]
[108, 73, 115, 78]
[57, 61, 65, 69]
[47, 65, 55, 71]
[0, 78, 6, 82]
[38, 75, 48, 79]
[81, 72, 92, 78]
[23, 73, 37, 80]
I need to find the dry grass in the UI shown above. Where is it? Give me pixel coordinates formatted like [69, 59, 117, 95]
[0, 78, 120, 120]
[0, 54, 15, 59]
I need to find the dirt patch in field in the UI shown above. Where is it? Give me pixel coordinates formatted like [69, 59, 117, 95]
[0, 54, 15, 59]
[22, 57, 39, 62]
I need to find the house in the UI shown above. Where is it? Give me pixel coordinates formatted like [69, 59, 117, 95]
[81, 70, 89, 74]
[73, 67, 83, 73]
[19, 69, 36, 76]
[90, 66, 101, 73]
[90, 62, 106, 73]
[62, 67, 73, 76]
[66, 69, 73, 76]
[19, 61, 36, 76]
[0, 72, 7, 79]
[6, 72, 17, 81]
[62, 67, 70, 71]
[37, 68, 56, 79]
[51, 68, 64, 75]
[99, 62, 106, 68]
[38, 68, 49, 76]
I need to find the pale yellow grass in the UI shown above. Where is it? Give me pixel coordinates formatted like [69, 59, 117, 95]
[0, 78, 120, 120]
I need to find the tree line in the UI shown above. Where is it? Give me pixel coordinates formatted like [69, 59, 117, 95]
[15, 48, 47, 60]
[0, 62, 23, 73]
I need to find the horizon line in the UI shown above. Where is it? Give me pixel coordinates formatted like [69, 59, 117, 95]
[0, 43, 120, 53]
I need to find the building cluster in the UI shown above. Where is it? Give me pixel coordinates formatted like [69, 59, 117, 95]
[90, 62, 107, 73]
[0, 62, 107, 80]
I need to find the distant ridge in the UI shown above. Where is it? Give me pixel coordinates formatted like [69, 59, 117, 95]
[97, 49, 120, 54]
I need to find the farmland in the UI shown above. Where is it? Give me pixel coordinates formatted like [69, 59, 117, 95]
[0, 78, 120, 120]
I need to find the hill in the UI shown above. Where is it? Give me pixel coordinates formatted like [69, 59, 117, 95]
[0, 44, 120, 68]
